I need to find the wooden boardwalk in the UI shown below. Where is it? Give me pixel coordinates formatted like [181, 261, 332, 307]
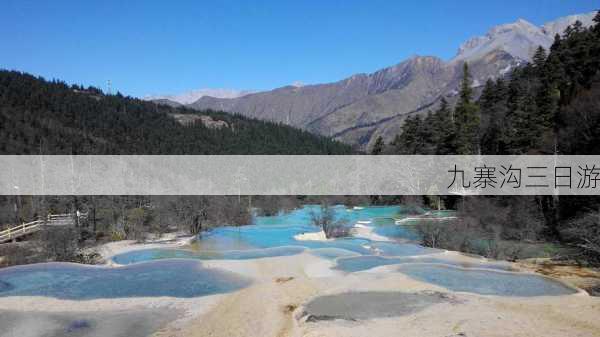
[0, 213, 84, 243]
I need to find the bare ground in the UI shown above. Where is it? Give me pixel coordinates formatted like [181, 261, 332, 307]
[155, 253, 600, 337]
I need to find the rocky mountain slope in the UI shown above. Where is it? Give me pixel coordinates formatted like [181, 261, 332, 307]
[185, 12, 596, 149]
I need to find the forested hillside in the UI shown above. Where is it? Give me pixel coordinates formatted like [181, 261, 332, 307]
[0, 71, 353, 155]
[384, 12, 600, 264]
[390, 14, 600, 155]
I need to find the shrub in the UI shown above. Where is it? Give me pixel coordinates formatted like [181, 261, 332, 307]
[73, 250, 102, 265]
[110, 229, 126, 241]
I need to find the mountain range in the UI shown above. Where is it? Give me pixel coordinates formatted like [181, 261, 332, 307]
[152, 12, 596, 149]
[145, 88, 256, 106]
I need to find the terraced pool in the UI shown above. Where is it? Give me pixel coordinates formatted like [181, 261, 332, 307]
[0, 259, 251, 299]
[396, 263, 578, 296]
[0, 205, 580, 299]
[333, 255, 513, 273]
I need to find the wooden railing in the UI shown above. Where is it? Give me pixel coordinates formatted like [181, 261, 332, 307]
[0, 220, 45, 243]
[0, 212, 87, 243]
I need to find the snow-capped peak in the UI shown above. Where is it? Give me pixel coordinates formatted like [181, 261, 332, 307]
[452, 12, 597, 63]
[541, 12, 597, 37]
[145, 88, 255, 105]
[489, 18, 539, 35]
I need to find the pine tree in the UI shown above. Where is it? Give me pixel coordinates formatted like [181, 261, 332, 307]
[479, 79, 497, 110]
[592, 11, 600, 80]
[504, 68, 549, 155]
[536, 79, 559, 129]
[479, 79, 508, 154]
[533, 45, 558, 130]
[453, 63, 480, 154]
[459, 63, 473, 104]
[533, 46, 547, 70]
[594, 10, 600, 34]
[392, 115, 424, 154]
[420, 112, 438, 154]
[572, 20, 584, 34]
[431, 97, 456, 154]
[371, 136, 385, 155]
[504, 72, 520, 152]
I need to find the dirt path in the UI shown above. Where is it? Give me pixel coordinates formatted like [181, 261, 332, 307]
[160, 257, 320, 337]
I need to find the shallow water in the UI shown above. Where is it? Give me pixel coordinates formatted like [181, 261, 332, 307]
[397, 264, 577, 296]
[0, 309, 178, 337]
[0, 280, 12, 292]
[309, 248, 361, 260]
[112, 246, 307, 265]
[372, 223, 420, 241]
[372, 210, 457, 241]
[201, 205, 403, 251]
[112, 239, 437, 265]
[0, 260, 250, 299]
[334, 255, 513, 273]
[0, 205, 578, 300]
[112, 206, 438, 265]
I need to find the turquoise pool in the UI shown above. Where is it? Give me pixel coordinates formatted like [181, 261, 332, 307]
[112, 206, 438, 265]
[334, 255, 513, 273]
[112, 246, 307, 265]
[396, 263, 577, 296]
[0, 205, 579, 299]
[0, 260, 250, 299]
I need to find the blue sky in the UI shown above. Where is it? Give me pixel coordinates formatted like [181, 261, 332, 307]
[1, 0, 597, 98]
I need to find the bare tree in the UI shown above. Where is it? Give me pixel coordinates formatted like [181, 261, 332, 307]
[309, 202, 349, 238]
[563, 209, 600, 264]
[38, 227, 79, 261]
